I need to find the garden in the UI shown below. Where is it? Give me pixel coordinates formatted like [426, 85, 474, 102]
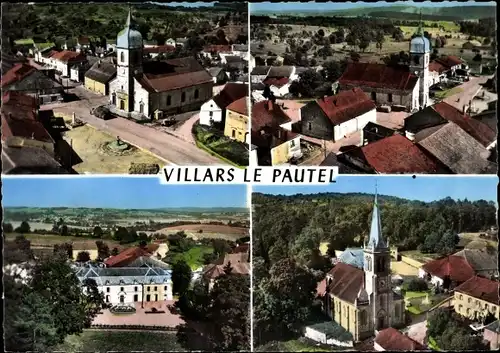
[401, 278, 448, 315]
[192, 123, 249, 167]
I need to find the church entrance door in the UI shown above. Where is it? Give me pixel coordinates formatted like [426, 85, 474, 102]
[120, 100, 125, 110]
[112, 94, 116, 106]
[377, 316, 385, 329]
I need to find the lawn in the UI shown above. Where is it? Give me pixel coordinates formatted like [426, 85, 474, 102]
[60, 122, 166, 174]
[434, 86, 464, 99]
[193, 124, 248, 167]
[55, 329, 186, 352]
[4, 232, 123, 250]
[14, 38, 34, 45]
[256, 339, 336, 352]
[170, 245, 214, 270]
[428, 336, 442, 351]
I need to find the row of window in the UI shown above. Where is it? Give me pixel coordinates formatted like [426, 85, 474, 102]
[106, 285, 168, 293]
[457, 295, 493, 310]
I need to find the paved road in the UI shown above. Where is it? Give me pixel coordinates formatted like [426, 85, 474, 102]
[443, 76, 491, 111]
[41, 89, 224, 165]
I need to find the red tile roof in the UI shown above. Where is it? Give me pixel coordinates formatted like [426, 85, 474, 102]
[143, 45, 176, 54]
[263, 77, 289, 88]
[1, 63, 36, 88]
[455, 276, 500, 305]
[375, 328, 428, 351]
[138, 57, 213, 92]
[1, 92, 53, 144]
[78, 36, 91, 45]
[252, 100, 291, 132]
[203, 252, 250, 279]
[435, 55, 463, 69]
[104, 246, 156, 267]
[318, 263, 365, 304]
[429, 61, 448, 74]
[421, 255, 476, 283]
[50, 50, 86, 63]
[203, 44, 232, 53]
[432, 102, 496, 147]
[339, 63, 419, 91]
[212, 82, 248, 110]
[359, 134, 444, 173]
[227, 96, 249, 116]
[231, 243, 250, 254]
[315, 88, 376, 125]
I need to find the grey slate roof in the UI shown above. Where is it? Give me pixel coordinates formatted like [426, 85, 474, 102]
[453, 248, 499, 278]
[485, 320, 500, 333]
[76, 265, 171, 286]
[268, 66, 294, 78]
[320, 152, 364, 174]
[417, 123, 495, 174]
[338, 248, 364, 269]
[207, 67, 223, 77]
[251, 66, 270, 76]
[4, 70, 63, 92]
[85, 60, 117, 84]
[2, 145, 66, 174]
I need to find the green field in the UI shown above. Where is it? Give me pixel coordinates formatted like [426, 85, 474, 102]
[170, 245, 214, 270]
[14, 38, 34, 45]
[435, 87, 463, 99]
[55, 330, 185, 352]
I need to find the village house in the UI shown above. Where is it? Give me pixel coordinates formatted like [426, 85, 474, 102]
[1, 63, 64, 104]
[374, 327, 428, 351]
[453, 248, 499, 280]
[1, 144, 66, 174]
[104, 244, 166, 268]
[1, 91, 55, 155]
[320, 152, 365, 174]
[433, 55, 468, 77]
[418, 255, 476, 288]
[250, 66, 271, 83]
[317, 193, 406, 343]
[300, 88, 377, 141]
[108, 11, 213, 119]
[339, 134, 450, 174]
[224, 96, 249, 143]
[252, 100, 302, 166]
[76, 36, 92, 53]
[201, 44, 232, 60]
[484, 320, 500, 350]
[46, 50, 87, 77]
[202, 251, 250, 291]
[453, 276, 500, 322]
[360, 122, 397, 146]
[75, 264, 173, 304]
[84, 60, 117, 95]
[143, 44, 176, 59]
[199, 82, 248, 126]
[206, 67, 228, 85]
[428, 61, 448, 86]
[263, 77, 290, 97]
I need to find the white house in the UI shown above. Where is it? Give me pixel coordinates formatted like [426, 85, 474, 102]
[75, 264, 173, 305]
[304, 322, 354, 348]
[263, 77, 291, 98]
[418, 267, 444, 287]
[300, 88, 377, 142]
[47, 50, 87, 77]
[199, 82, 248, 126]
[418, 255, 476, 288]
[249, 145, 259, 166]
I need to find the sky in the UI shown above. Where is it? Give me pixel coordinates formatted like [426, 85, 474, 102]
[254, 176, 498, 203]
[2, 177, 248, 209]
[250, 1, 496, 12]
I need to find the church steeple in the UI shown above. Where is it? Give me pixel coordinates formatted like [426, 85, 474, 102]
[415, 9, 424, 37]
[125, 8, 132, 28]
[367, 184, 387, 249]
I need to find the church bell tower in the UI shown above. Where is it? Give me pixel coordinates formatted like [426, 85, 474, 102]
[409, 11, 430, 109]
[364, 185, 392, 333]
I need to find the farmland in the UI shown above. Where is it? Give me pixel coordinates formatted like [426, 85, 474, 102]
[158, 223, 249, 241]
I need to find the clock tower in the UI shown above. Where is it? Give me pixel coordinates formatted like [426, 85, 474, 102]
[364, 189, 392, 333]
[409, 11, 431, 109]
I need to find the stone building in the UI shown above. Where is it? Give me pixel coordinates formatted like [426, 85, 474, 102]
[108, 10, 213, 119]
[317, 193, 405, 342]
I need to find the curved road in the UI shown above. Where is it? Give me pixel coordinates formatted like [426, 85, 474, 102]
[42, 98, 224, 166]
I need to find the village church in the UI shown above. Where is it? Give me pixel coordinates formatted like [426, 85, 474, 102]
[317, 193, 405, 342]
[108, 10, 214, 119]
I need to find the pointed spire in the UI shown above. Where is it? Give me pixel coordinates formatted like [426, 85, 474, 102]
[125, 5, 132, 28]
[416, 9, 424, 37]
[367, 181, 387, 250]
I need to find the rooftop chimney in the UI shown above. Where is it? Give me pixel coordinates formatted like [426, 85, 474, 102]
[267, 100, 273, 111]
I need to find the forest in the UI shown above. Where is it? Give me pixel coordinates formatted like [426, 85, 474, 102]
[253, 192, 496, 264]
[1, 3, 246, 49]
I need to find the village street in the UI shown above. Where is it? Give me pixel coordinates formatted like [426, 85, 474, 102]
[443, 75, 491, 110]
[40, 87, 223, 166]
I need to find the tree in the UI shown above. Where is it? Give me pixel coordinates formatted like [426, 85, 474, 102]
[54, 242, 73, 259]
[172, 259, 193, 296]
[76, 251, 91, 262]
[427, 308, 451, 338]
[317, 28, 325, 37]
[322, 60, 347, 82]
[440, 323, 488, 351]
[254, 258, 320, 343]
[206, 273, 250, 351]
[59, 225, 69, 236]
[3, 222, 14, 233]
[95, 240, 110, 260]
[435, 37, 443, 48]
[375, 31, 385, 52]
[15, 221, 31, 233]
[5, 235, 34, 264]
[349, 51, 361, 62]
[358, 37, 370, 52]
[212, 239, 231, 257]
[111, 247, 119, 256]
[92, 226, 103, 238]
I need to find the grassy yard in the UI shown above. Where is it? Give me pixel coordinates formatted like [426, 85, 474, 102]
[14, 38, 34, 45]
[428, 336, 442, 351]
[170, 245, 214, 270]
[434, 86, 464, 99]
[193, 124, 248, 167]
[55, 329, 185, 352]
[400, 250, 441, 263]
[256, 339, 337, 352]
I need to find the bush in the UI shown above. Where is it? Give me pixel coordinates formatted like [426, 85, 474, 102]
[129, 163, 160, 174]
[407, 278, 429, 292]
